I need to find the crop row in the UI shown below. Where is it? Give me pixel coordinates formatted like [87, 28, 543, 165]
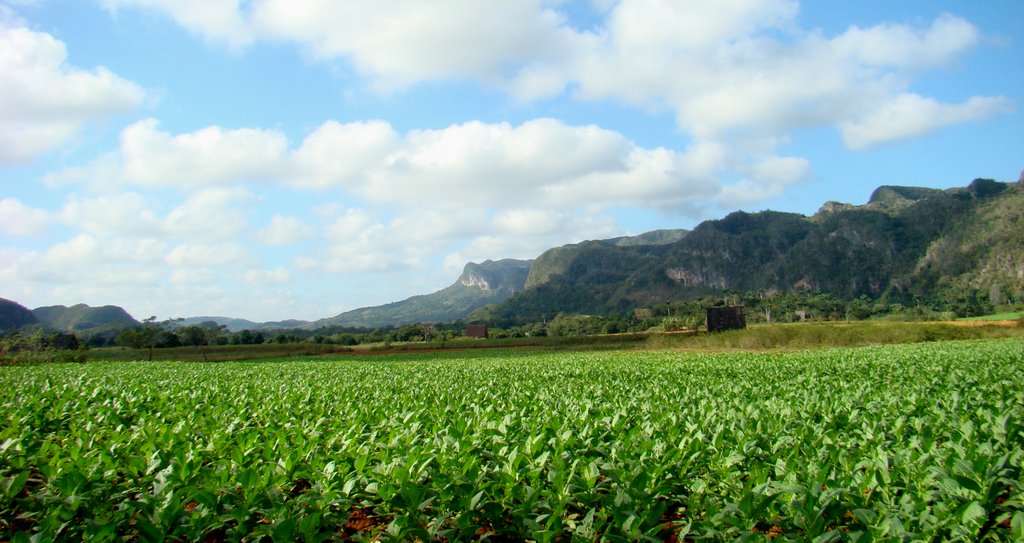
[1, 339, 1023, 541]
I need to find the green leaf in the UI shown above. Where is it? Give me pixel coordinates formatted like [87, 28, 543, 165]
[5, 470, 29, 499]
[133, 515, 164, 543]
[272, 518, 297, 541]
[961, 501, 985, 526]
[469, 490, 485, 510]
[1011, 511, 1024, 541]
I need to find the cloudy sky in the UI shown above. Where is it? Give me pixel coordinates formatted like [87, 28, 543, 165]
[1, 1, 1021, 322]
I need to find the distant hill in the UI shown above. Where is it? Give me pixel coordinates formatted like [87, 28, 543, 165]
[0, 298, 40, 332]
[32, 303, 138, 332]
[177, 316, 311, 332]
[470, 179, 1024, 324]
[313, 258, 533, 328]
[8, 180, 1018, 332]
[523, 229, 689, 290]
[603, 229, 688, 247]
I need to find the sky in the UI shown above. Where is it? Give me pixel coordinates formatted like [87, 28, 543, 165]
[1, 0, 1021, 322]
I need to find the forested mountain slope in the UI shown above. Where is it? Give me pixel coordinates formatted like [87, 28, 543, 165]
[471, 179, 1023, 323]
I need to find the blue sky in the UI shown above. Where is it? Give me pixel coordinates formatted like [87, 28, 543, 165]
[1, 0, 1021, 322]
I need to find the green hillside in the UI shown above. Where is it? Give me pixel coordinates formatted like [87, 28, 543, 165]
[0, 298, 39, 332]
[177, 317, 311, 332]
[472, 179, 1023, 324]
[32, 303, 139, 333]
[315, 259, 533, 328]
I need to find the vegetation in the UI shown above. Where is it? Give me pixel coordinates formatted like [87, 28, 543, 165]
[0, 299, 38, 331]
[959, 312, 1024, 322]
[0, 330, 85, 365]
[314, 259, 533, 329]
[2, 340, 1023, 540]
[31, 303, 138, 333]
[478, 180, 1023, 324]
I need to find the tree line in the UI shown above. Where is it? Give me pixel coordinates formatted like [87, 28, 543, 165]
[4, 287, 1013, 363]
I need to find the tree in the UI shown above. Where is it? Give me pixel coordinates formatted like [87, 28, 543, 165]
[117, 316, 164, 361]
[178, 326, 207, 361]
[180, 321, 228, 358]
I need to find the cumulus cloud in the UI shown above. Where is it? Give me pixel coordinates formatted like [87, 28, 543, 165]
[0, 198, 51, 235]
[61, 192, 161, 236]
[443, 211, 620, 273]
[95, 1, 1009, 153]
[170, 268, 217, 285]
[0, 19, 145, 164]
[163, 187, 255, 240]
[54, 117, 750, 212]
[37, 234, 167, 269]
[249, 0, 574, 90]
[120, 119, 288, 187]
[840, 94, 1014, 149]
[257, 215, 315, 246]
[287, 120, 398, 189]
[101, 0, 252, 48]
[831, 13, 980, 69]
[165, 242, 253, 267]
[565, 3, 1001, 144]
[241, 267, 290, 286]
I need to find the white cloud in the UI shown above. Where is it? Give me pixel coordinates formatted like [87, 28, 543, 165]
[840, 94, 1014, 150]
[53, 117, 729, 212]
[287, 120, 398, 189]
[165, 242, 253, 267]
[61, 192, 161, 236]
[603, 0, 798, 52]
[0, 19, 144, 164]
[120, 119, 287, 187]
[567, 5, 999, 145]
[316, 208, 400, 273]
[0, 198, 51, 235]
[163, 187, 254, 240]
[250, 0, 573, 90]
[170, 267, 217, 285]
[45, 120, 289, 191]
[448, 211, 619, 269]
[257, 215, 314, 246]
[99, 2, 1009, 152]
[241, 267, 290, 286]
[101, 0, 252, 48]
[37, 234, 167, 269]
[832, 13, 980, 69]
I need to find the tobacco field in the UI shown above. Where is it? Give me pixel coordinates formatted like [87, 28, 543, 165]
[1, 339, 1023, 541]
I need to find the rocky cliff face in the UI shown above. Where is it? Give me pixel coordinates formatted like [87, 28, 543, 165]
[459, 259, 532, 294]
[315, 258, 533, 328]
[471, 179, 1024, 323]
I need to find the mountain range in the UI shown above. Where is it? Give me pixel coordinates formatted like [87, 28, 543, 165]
[0, 301, 140, 335]
[469, 178, 1023, 324]
[2, 178, 1021, 333]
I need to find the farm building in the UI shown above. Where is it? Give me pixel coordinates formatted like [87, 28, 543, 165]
[706, 306, 746, 333]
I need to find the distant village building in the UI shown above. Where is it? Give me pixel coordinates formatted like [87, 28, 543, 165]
[794, 310, 808, 322]
[465, 324, 488, 339]
[633, 308, 652, 320]
[706, 306, 746, 333]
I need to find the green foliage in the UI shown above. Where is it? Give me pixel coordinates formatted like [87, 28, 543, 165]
[177, 324, 225, 362]
[2, 340, 1023, 540]
[0, 331, 84, 365]
[318, 259, 532, 328]
[481, 181, 1024, 324]
[228, 329, 265, 345]
[116, 317, 169, 361]
[31, 303, 138, 332]
[0, 298, 39, 332]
